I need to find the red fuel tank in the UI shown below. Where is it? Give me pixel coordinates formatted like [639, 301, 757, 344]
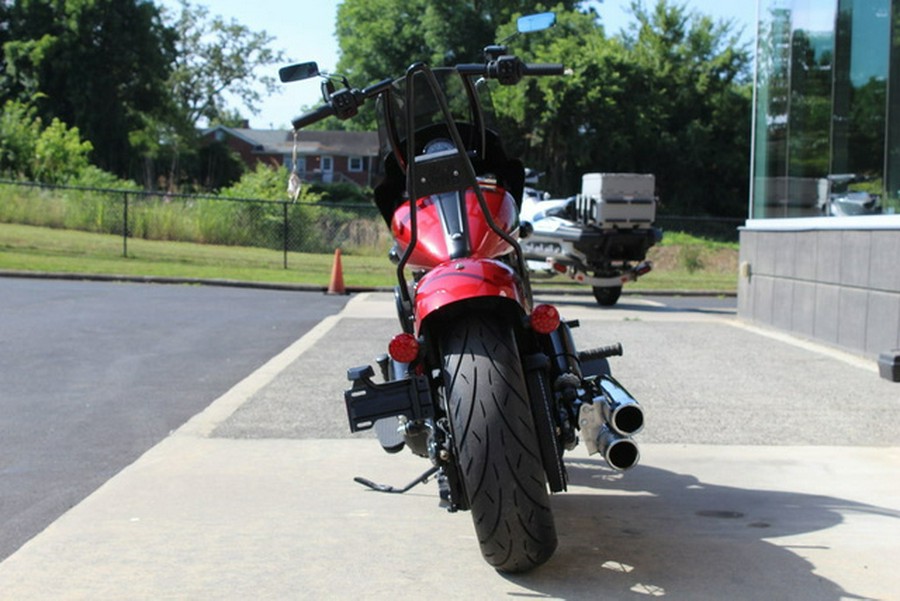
[390, 184, 518, 269]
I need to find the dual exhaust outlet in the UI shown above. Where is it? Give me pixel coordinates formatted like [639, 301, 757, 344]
[578, 375, 644, 471]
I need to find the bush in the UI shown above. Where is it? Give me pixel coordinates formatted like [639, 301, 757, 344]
[33, 118, 93, 184]
[306, 181, 373, 205]
[66, 165, 139, 191]
[0, 100, 99, 184]
[0, 101, 41, 179]
[221, 164, 282, 201]
[678, 244, 704, 274]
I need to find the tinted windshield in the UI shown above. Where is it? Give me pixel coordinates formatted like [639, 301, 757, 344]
[375, 67, 497, 164]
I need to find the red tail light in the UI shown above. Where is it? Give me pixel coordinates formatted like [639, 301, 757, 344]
[388, 333, 420, 363]
[530, 304, 560, 334]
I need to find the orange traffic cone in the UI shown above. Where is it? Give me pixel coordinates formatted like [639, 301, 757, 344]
[327, 248, 346, 295]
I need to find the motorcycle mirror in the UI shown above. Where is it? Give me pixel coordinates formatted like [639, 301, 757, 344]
[517, 12, 556, 34]
[279, 61, 320, 83]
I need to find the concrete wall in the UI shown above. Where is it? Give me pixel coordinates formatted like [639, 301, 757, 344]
[738, 217, 900, 358]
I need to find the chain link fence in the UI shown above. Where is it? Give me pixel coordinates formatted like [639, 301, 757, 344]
[1, 180, 742, 270]
[0, 180, 391, 268]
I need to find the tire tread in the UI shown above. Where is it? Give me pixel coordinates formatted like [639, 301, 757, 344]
[441, 314, 557, 572]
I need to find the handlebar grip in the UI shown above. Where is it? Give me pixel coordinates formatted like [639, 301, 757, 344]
[579, 343, 624, 362]
[291, 104, 335, 130]
[522, 63, 565, 76]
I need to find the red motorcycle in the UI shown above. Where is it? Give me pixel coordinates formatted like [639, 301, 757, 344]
[281, 12, 644, 573]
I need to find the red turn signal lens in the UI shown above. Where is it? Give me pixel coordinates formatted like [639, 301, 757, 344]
[530, 304, 560, 334]
[388, 333, 420, 363]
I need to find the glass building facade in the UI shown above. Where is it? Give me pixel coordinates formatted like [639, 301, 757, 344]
[752, 0, 900, 218]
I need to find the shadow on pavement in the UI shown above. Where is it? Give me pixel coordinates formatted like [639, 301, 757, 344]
[503, 459, 896, 600]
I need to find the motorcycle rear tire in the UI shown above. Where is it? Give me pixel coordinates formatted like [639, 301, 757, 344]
[440, 313, 557, 573]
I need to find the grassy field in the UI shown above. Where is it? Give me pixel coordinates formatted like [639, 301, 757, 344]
[0, 222, 738, 292]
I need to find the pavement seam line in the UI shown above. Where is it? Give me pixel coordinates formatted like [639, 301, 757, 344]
[176, 311, 348, 438]
[725, 319, 878, 373]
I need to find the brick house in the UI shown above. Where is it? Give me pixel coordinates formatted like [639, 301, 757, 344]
[202, 126, 380, 187]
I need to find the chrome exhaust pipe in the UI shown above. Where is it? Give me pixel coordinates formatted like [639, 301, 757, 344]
[578, 398, 642, 471]
[597, 426, 640, 471]
[597, 375, 644, 436]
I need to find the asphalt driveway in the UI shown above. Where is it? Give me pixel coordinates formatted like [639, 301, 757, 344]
[0, 277, 349, 560]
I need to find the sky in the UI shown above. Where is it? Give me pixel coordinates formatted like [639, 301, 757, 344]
[161, 0, 759, 130]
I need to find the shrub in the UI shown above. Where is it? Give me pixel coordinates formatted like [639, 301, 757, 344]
[306, 181, 373, 205]
[33, 118, 93, 184]
[679, 244, 705, 274]
[0, 100, 100, 184]
[0, 101, 41, 179]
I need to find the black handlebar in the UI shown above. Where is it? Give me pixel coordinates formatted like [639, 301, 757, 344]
[290, 61, 564, 130]
[456, 58, 564, 85]
[362, 77, 394, 97]
[291, 77, 394, 130]
[489, 58, 564, 85]
[456, 63, 489, 76]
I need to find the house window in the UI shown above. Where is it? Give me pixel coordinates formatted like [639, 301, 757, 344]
[284, 155, 306, 174]
[348, 156, 364, 172]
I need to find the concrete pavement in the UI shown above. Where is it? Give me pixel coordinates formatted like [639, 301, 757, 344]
[0, 292, 898, 600]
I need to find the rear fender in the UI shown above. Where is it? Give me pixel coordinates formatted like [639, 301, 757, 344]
[413, 258, 529, 334]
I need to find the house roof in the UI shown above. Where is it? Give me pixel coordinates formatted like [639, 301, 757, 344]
[204, 126, 379, 157]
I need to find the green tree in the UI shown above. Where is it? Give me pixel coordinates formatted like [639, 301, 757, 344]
[336, 0, 572, 85]
[136, 0, 286, 191]
[1, 0, 176, 178]
[616, 0, 752, 216]
[331, 0, 752, 217]
[332, 0, 580, 130]
[2, 0, 287, 189]
[490, 7, 632, 193]
[501, 0, 751, 213]
[163, 0, 285, 127]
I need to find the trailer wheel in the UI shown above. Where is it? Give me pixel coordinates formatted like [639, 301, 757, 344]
[592, 285, 622, 307]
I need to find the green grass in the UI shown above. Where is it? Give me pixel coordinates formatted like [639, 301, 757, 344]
[0, 223, 393, 287]
[0, 222, 738, 292]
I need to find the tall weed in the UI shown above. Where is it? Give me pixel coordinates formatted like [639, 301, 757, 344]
[1, 179, 390, 255]
[678, 244, 704, 273]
